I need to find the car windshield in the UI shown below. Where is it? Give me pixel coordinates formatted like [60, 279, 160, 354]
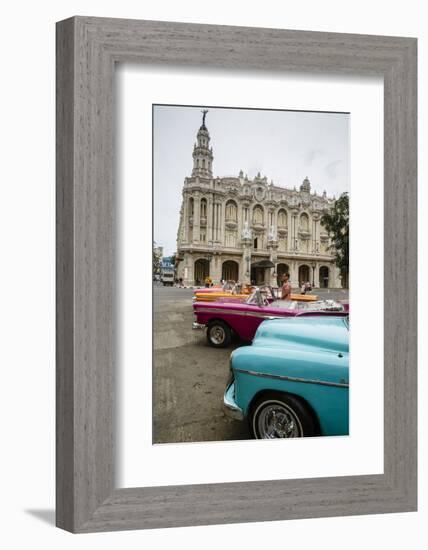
[246, 289, 269, 306]
[257, 284, 275, 300]
[262, 297, 345, 311]
[295, 299, 345, 311]
[268, 299, 299, 309]
[222, 280, 235, 291]
[229, 283, 238, 294]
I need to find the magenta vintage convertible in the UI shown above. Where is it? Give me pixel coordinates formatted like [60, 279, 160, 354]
[193, 288, 349, 347]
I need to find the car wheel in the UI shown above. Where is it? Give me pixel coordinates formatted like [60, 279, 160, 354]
[250, 391, 317, 439]
[206, 320, 232, 348]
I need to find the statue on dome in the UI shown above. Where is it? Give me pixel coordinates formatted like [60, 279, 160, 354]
[201, 109, 208, 126]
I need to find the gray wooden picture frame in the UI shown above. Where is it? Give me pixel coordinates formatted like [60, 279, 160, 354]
[56, 16, 417, 533]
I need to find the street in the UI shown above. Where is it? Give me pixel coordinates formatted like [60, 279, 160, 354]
[153, 284, 349, 444]
[153, 285, 249, 443]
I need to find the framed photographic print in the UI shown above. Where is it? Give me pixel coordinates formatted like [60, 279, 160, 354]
[56, 17, 417, 532]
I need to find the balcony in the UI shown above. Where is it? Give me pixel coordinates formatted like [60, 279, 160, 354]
[225, 217, 238, 229]
[251, 221, 264, 231]
[298, 228, 311, 240]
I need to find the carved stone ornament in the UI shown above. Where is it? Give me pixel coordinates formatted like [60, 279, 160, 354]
[268, 224, 277, 241]
[241, 220, 252, 240]
[254, 186, 266, 201]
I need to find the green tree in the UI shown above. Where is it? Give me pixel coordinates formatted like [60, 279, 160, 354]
[321, 192, 349, 288]
[153, 248, 161, 278]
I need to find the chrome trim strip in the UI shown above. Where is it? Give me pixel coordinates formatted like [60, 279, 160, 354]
[194, 307, 280, 320]
[234, 368, 349, 388]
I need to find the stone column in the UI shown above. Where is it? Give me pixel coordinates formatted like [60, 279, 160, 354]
[272, 209, 277, 233]
[311, 217, 315, 253]
[237, 202, 243, 245]
[218, 201, 224, 246]
[207, 194, 214, 245]
[210, 254, 222, 283]
[267, 240, 278, 286]
[290, 211, 298, 252]
[183, 252, 193, 286]
[290, 260, 299, 290]
[193, 192, 200, 243]
[241, 237, 252, 285]
[213, 202, 219, 242]
[312, 213, 320, 254]
[314, 262, 320, 288]
[181, 192, 188, 242]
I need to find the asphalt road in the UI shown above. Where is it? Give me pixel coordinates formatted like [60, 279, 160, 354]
[153, 284, 349, 444]
[153, 285, 249, 443]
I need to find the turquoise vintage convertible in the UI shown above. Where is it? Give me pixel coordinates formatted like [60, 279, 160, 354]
[223, 316, 349, 439]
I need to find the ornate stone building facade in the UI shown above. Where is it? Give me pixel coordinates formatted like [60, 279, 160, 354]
[176, 113, 342, 288]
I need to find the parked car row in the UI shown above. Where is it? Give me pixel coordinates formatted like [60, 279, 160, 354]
[190, 284, 350, 440]
[193, 286, 348, 348]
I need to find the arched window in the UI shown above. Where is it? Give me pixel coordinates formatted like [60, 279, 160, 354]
[252, 205, 264, 225]
[278, 209, 288, 228]
[319, 266, 329, 288]
[194, 259, 210, 285]
[202, 159, 206, 169]
[222, 260, 239, 281]
[200, 198, 207, 218]
[189, 197, 194, 215]
[253, 238, 258, 249]
[300, 212, 309, 230]
[225, 200, 237, 221]
[298, 265, 310, 286]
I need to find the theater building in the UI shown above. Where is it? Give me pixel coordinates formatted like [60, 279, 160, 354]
[175, 113, 343, 288]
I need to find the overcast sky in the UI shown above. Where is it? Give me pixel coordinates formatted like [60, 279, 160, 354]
[153, 105, 349, 256]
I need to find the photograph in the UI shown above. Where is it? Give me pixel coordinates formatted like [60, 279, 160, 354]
[153, 104, 350, 444]
[1, 1, 419, 542]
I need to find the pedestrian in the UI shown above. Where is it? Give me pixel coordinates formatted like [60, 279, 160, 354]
[281, 273, 292, 300]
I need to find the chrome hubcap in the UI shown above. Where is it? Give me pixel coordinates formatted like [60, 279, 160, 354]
[210, 325, 225, 345]
[257, 403, 302, 438]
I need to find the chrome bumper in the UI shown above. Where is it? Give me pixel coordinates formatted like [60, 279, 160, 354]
[192, 322, 206, 330]
[223, 381, 244, 421]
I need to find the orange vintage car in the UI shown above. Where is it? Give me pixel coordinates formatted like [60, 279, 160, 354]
[194, 283, 318, 303]
[193, 281, 253, 302]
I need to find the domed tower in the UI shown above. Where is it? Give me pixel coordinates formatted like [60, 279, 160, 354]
[192, 109, 214, 178]
[300, 176, 311, 193]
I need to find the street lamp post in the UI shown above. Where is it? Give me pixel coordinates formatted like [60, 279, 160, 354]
[311, 262, 316, 287]
[245, 255, 250, 277]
